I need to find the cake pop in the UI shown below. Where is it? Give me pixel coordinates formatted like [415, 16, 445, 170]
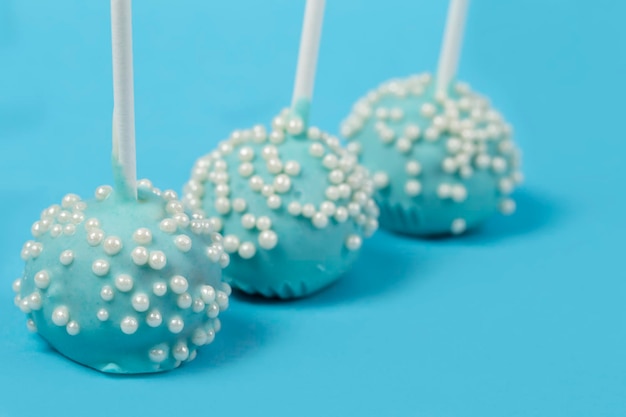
[12, 0, 229, 374]
[183, 0, 378, 299]
[340, 0, 523, 237]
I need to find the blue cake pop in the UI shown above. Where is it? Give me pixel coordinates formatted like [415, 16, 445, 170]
[11, 0, 229, 373]
[340, 73, 522, 236]
[12, 182, 230, 373]
[184, 109, 378, 298]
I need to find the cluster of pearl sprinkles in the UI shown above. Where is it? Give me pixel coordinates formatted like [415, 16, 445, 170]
[183, 108, 379, 259]
[13, 182, 230, 367]
[340, 73, 522, 234]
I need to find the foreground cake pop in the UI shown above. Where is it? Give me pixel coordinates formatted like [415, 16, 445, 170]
[340, 0, 522, 236]
[184, 0, 378, 299]
[12, 0, 229, 374]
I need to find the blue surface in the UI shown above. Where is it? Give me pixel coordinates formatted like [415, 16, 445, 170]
[0, 0, 624, 416]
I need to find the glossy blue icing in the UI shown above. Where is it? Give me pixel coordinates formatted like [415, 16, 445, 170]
[184, 111, 379, 299]
[341, 74, 523, 236]
[14, 184, 229, 374]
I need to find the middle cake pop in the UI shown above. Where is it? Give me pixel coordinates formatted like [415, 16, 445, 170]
[183, 0, 378, 299]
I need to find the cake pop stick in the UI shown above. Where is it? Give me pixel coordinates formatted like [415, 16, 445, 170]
[111, 0, 137, 199]
[13, 0, 230, 374]
[184, 0, 378, 299]
[291, 0, 326, 122]
[436, 0, 469, 95]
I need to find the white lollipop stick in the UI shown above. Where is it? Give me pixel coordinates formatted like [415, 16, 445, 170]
[111, 0, 137, 198]
[436, 0, 469, 95]
[291, 0, 326, 109]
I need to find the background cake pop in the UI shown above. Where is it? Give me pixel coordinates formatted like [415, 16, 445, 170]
[340, 0, 522, 237]
[183, 0, 378, 299]
[12, 0, 229, 374]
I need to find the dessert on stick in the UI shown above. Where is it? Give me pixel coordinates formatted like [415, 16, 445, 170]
[340, 0, 522, 236]
[184, 0, 378, 299]
[12, 0, 229, 374]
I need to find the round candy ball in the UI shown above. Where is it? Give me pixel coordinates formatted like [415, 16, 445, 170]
[183, 109, 379, 299]
[340, 73, 523, 236]
[12, 181, 230, 374]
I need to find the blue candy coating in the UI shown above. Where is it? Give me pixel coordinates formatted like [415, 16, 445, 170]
[14, 184, 229, 374]
[184, 110, 379, 299]
[341, 74, 523, 236]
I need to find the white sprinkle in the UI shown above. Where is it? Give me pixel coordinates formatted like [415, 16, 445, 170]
[173, 343, 189, 361]
[121, 316, 139, 335]
[404, 180, 422, 197]
[373, 172, 390, 189]
[133, 228, 152, 245]
[34, 271, 50, 289]
[345, 235, 362, 251]
[200, 285, 216, 303]
[288, 201, 302, 216]
[103, 236, 123, 255]
[174, 235, 192, 252]
[170, 275, 189, 294]
[168, 316, 185, 334]
[160, 218, 178, 234]
[95, 186, 113, 201]
[131, 247, 149, 265]
[149, 347, 168, 363]
[153, 281, 167, 296]
[101, 285, 114, 301]
[284, 160, 301, 176]
[451, 185, 468, 202]
[178, 293, 193, 309]
[267, 195, 282, 209]
[312, 213, 329, 229]
[238, 242, 256, 259]
[52, 306, 69, 326]
[258, 230, 278, 250]
[223, 235, 241, 253]
[309, 143, 325, 157]
[451, 219, 467, 235]
[132, 293, 150, 312]
[302, 204, 316, 218]
[66, 321, 80, 336]
[148, 251, 167, 270]
[232, 198, 247, 212]
[92, 259, 110, 276]
[500, 198, 516, 215]
[97, 309, 109, 321]
[115, 274, 134, 292]
[241, 214, 256, 229]
[146, 310, 163, 327]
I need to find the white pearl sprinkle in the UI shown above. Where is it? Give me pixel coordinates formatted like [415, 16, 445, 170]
[373, 172, 389, 189]
[149, 347, 168, 363]
[149, 251, 167, 270]
[405, 180, 422, 197]
[103, 236, 123, 255]
[249, 175, 264, 191]
[174, 235, 192, 252]
[309, 143, 325, 157]
[256, 216, 272, 231]
[238, 242, 256, 259]
[200, 285, 216, 303]
[101, 285, 114, 301]
[146, 310, 163, 327]
[258, 230, 278, 250]
[406, 161, 422, 176]
[302, 204, 316, 218]
[153, 281, 167, 296]
[284, 160, 301, 176]
[215, 197, 231, 214]
[173, 343, 189, 361]
[121, 316, 139, 334]
[223, 235, 241, 253]
[59, 250, 74, 266]
[238, 162, 254, 178]
[133, 228, 153, 245]
[95, 185, 113, 201]
[159, 218, 178, 234]
[115, 274, 134, 292]
[178, 293, 192, 309]
[500, 198, 516, 215]
[451, 219, 467, 235]
[273, 174, 292, 193]
[131, 247, 149, 265]
[132, 293, 150, 312]
[437, 184, 452, 199]
[346, 235, 362, 251]
[97, 309, 109, 321]
[168, 316, 185, 334]
[170, 275, 189, 294]
[288, 201, 302, 216]
[267, 195, 282, 209]
[66, 321, 80, 336]
[92, 259, 110, 276]
[396, 138, 412, 153]
[12, 278, 21, 293]
[451, 185, 468, 202]
[34, 270, 50, 289]
[334, 207, 349, 223]
[241, 214, 256, 229]
[312, 212, 329, 229]
[52, 306, 69, 326]
[238, 146, 255, 162]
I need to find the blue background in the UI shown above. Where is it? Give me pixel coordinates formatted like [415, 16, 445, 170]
[1, 0, 624, 416]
